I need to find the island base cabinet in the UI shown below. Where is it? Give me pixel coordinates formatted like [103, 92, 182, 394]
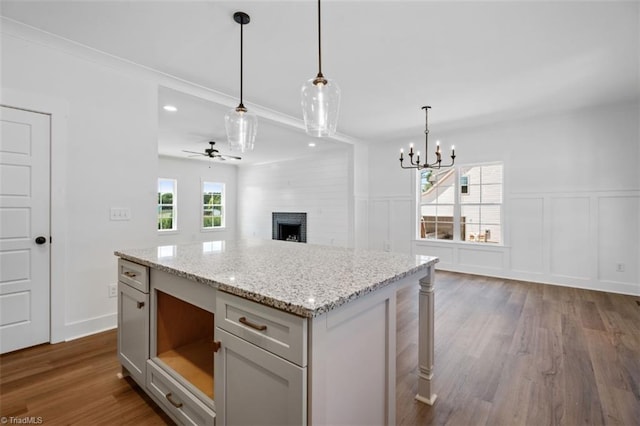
[147, 361, 216, 426]
[117, 281, 149, 386]
[214, 328, 306, 426]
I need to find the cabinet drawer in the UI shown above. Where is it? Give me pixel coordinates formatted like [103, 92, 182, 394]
[118, 259, 149, 293]
[216, 291, 307, 367]
[146, 361, 215, 426]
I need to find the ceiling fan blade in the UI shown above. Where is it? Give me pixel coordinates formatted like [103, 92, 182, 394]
[219, 154, 242, 160]
[182, 150, 206, 155]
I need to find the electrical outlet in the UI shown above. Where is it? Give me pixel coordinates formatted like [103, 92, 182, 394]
[108, 283, 117, 298]
[616, 263, 625, 272]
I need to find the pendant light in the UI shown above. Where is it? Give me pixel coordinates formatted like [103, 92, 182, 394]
[301, 0, 340, 138]
[225, 12, 257, 153]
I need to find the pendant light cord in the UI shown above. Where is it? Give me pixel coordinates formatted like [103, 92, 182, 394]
[317, 0, 322, 77]
[239, 19, 244, 108]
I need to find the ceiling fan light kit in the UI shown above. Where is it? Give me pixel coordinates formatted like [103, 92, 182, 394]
[301, 0, 341, 138]
[225, 11, 258, 153]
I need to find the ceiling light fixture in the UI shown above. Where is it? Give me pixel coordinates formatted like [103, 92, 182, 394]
[225, 11, 257, 153]
[301, 0, 340, 138]
[400, 106, 456, 170]
[163, 105, 177, 112]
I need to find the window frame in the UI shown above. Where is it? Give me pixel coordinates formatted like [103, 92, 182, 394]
[157, 178, 177, 232]
[417, 162, 504, 245]
[201, 180, 225, 231]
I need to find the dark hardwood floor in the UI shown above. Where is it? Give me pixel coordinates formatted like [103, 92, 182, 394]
[1, 271, 638, 425]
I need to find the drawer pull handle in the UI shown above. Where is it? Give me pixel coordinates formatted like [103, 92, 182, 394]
[137, 301, 145, 309]
[165, 392, 183, 408]
[123, 271, 137, 278]
[239, 316, 267, 331]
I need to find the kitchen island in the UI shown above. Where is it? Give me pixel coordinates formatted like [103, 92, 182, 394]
[115, 239, 438, 425]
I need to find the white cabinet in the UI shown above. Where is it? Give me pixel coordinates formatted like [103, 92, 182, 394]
[215, 291, 307, 426]
[215, 328, 306, 426]
[117, 259, 149, 387]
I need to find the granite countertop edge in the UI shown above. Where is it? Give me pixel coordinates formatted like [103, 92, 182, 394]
[115, 250, 438, 318]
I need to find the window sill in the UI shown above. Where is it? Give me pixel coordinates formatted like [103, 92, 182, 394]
[414, 239, 508, 249]
[201, 227, 227, 233]
[158, 229, 179, 235]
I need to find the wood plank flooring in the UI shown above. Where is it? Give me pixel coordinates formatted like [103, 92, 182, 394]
[1, 271, 638, 425]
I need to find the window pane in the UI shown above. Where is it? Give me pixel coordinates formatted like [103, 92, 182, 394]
[481, 164, 503, 184]
[480, 205, 501, 225]
[462, 221, 481, 242]
[461, 205, 480, 225]
[157, 178, 176, 231]
[158, 207, 173, 230]
[481, 184, 502, 203]
[437, 205, 454, 218]
[436, 184, 455, 204]
[421, 205, 437, 216]
[460, 185, 481, 204]
[477, 224, 501, 244]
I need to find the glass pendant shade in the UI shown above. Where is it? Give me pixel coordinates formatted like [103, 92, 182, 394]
[225, 106, 257, 153]
[301, 76, 341, 137]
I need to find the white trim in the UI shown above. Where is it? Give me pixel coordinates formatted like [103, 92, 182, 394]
[0, 88, 69, 344]
[64, 313, 117, 342]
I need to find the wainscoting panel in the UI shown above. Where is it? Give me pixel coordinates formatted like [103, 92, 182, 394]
[509, 198, 544, 274]
[390, 199, 413, 254]
[598, 195, 639, 283]
[458, 247, 504, 270]
[369, 200, 390, 252]
[354, 198, 369, 250]
[549, 197, 591, 280]
[413, 243, 454, 264]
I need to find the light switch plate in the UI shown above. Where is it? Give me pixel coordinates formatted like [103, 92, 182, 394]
[110, 207, 131, 221]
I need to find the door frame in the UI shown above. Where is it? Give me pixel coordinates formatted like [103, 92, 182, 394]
[1, 88, 69, 343]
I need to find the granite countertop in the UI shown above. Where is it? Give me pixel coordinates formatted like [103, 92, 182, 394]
[115, 239, 438, 318]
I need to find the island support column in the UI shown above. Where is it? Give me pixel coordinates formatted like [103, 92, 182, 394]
[415, 265, 437, 405]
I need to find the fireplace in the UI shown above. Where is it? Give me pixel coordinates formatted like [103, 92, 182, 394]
[272, 212, 307, 243]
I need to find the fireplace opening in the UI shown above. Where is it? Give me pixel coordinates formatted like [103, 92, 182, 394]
[278, 224, 301, 242]
[272, 212, 307, 243]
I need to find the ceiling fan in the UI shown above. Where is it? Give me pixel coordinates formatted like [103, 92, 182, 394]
[182, 141, 242, 161]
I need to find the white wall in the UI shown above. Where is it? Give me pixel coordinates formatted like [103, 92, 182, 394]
[238, 148, 351, 247]
[1, 27, 159, 339]
[157, 156, 238, 245]
[368, 100, 640, 295]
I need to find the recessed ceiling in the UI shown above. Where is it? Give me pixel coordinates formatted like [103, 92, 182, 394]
[158, 86, 347, 165]
[2, 0, 637, 164]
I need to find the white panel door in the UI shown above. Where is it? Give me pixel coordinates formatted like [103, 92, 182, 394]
[0, 106, 50, 354]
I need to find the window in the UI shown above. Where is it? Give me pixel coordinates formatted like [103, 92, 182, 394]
[202, 182, 224, 229]
[158, 178, 177, 231]
[419, 163, 503, 244]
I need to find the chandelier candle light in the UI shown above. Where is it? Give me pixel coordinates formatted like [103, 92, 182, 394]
[400, 106, 456, 170]
[225, 11, 257, 153]
[301, 0, 340, 137]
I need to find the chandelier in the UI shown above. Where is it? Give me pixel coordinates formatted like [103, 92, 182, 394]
[400, 106, 455, 170]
